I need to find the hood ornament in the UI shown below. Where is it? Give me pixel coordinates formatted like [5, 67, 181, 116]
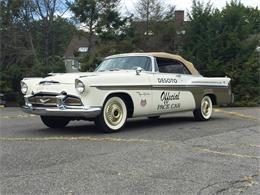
[39, 80, 59, 85]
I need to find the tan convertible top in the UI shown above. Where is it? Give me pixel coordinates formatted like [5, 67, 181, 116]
[108, 52, 200, 75]
[146, 52, 200, 75]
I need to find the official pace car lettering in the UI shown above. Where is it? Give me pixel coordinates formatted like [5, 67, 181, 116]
[161, 91, 180, 102]
[157, 78, 177, 84]
[157, 91, 181, 111]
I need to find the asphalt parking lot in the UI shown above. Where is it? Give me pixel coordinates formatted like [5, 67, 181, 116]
[0, 107, 259, 195]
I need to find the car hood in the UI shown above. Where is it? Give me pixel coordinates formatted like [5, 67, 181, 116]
[39, 72, 97, 84]
[39, 70, 137, 84]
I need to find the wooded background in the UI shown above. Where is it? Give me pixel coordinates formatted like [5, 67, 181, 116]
[0, 0, 259, 106]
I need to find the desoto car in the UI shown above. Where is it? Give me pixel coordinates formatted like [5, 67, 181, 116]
[21, 52, 233, 132]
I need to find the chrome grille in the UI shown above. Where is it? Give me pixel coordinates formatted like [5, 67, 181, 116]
[64, 97, 82, 106]
[28, 93, 82, 107]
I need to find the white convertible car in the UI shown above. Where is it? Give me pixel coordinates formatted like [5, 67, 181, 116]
[21, 52, 233, 132]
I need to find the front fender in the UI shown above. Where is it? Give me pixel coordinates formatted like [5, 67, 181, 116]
[21, 78, 43, 96]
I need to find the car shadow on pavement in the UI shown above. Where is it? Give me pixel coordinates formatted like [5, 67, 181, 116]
[125, 116, 195, 130]
[36, 116, 224, 136]
[39, 121, 99, 135]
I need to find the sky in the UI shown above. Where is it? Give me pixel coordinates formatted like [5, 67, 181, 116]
[62, 0, 259, 28]
[120, 0, 260, 15]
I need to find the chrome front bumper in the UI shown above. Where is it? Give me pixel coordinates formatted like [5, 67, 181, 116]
[22, 105, 101, 118]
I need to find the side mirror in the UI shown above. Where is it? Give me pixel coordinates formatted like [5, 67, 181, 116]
[136, 67, 143, 75]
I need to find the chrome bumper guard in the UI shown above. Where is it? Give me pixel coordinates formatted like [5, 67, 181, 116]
[22, 105, 101, 118]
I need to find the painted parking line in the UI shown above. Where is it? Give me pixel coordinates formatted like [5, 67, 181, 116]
[0, 114, 36, 119]
[0, 136, 158, 143]
[1, 135, 259, 160]
[228, 143, 260, 148]
[214, 108, 260, 122]
[194, 147, 260, 160]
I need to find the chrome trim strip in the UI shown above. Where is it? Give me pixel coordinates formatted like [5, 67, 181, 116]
[92, 84, 153, 88]
[152, 85, 229, 88]
[192, 81, 222, 84]
[93, 84, 229, 89]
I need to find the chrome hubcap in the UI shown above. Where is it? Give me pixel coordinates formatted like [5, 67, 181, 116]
[201, 98, 212, 118]
[105, 101, 123, 126]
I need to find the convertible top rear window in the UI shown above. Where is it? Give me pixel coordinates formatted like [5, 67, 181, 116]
[96, 56, 152, 72]
[156, 58, 191, 74]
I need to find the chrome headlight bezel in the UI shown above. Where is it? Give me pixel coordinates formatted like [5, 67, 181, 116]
[20, 81, 28, 94]
[75, 79, 85, 93]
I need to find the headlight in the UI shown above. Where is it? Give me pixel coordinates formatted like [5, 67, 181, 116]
[20, 81, 28, 94]
[75, 79, 85, 93]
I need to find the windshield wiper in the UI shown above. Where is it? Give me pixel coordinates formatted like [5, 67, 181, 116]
[97, 68, 121, 72]
[109, 68, 120, 71]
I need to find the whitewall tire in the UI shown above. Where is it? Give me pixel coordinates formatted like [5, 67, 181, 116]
[193, 95, 213, 121]
[95, 96, 127, 133]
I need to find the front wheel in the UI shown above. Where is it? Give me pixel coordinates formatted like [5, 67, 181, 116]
[193, 95, 213, 121]
[95, 96, 127, 133]
[40, 116, 70, 128]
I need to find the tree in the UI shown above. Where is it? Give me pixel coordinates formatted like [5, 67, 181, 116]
[135, 0, 166, 36]
[183, 0, 214, 72]
[69, 0, 135, 71]
[0, 0, 74, 104]
[33, 0, 59, 65]
[163, 5, 176, 20]
[96, 0, 131, 42]
[132, 0, 177, 52]
[183, 0, 260, 105]
[32, 16, 76, 58]
[14, 0, 38, 61]
[69, 0, 101, 53]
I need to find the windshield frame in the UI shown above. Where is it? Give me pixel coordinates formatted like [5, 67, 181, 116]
[95, 55, 155, 72]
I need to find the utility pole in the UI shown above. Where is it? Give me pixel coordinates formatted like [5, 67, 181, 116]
[146, 0, 149, 38]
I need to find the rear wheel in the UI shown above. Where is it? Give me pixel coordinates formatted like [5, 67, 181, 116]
[40, 116, 70, 128]
[95, 96, 127, 133]
[193, 95, 213, 121]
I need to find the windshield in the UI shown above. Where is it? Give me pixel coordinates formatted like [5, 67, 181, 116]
[96, 56, 152, 72]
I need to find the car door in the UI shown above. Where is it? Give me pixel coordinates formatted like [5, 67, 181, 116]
[151, 57, 196, 114]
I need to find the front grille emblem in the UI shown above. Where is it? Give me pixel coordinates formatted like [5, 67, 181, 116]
[39, 98, 50, 104]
